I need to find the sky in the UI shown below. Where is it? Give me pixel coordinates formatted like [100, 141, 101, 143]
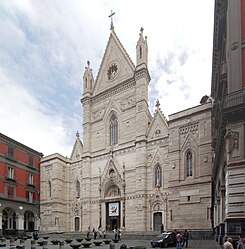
[0, 0, 215, 157]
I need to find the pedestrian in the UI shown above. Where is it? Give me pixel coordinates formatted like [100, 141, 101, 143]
[237, 234, 245, 249]
[223, 237, 234, 249]
[176, 232, 183, 249]
[182, 229, 189, 248]
[161, 224, 164, 233]
[33, 231, 38, 240]
[118, 230, 121, 240]
[98, 226, 102, 238]
[113, 228, 118, 240]
[102, 229, 106, 239]
[86, 226, 91, 238]
[93, 228, 97, 239]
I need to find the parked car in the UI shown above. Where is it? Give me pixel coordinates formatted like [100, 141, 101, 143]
[150, 232, 176, 248]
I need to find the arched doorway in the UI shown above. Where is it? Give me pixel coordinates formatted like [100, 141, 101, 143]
[153, 212, 162, 231]
[24, 211, 34, 231]
[2, 208, 16, 234]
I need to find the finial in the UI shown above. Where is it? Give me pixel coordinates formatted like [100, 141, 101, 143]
[76, 131, 79, 138]
[87, 60, 90, 67]
[155, 99, 160, 108]
[140, 27, 144, 33]
[109, 10, 115, 30]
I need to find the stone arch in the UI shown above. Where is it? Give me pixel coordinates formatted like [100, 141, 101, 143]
[24, 210, 35, 231]
[2, 207, 17, 231]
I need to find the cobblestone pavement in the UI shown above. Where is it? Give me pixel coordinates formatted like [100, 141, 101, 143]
[1, 238, 221, 249]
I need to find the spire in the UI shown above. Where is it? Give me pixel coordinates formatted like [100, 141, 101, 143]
[109, 10, 115, 31]
[83, 60, 94, 94]
[136, 27, 148, 68]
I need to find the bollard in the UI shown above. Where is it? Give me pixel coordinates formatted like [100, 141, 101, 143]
[42, 240, 48, 249]
[31, 239, 36, 249]
[10, 237, 15, 246]
[19, 239, 25, 249]
[59, 241, 64, 249]
[110, 244, 115, 249]
[9, 237, 15, 249]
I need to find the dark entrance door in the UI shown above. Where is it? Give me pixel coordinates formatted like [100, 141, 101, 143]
[106, 202, 120, 231]
[153, 212, 162, 231]
[75, 217, 80, 231]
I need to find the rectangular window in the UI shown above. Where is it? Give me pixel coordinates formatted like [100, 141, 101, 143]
[7, 186, 14, 198]
[207, 207, 211, 220]
[28, 156, 34, 166]
[170, 210, 173, 221]
[7, 167, 14, 179]
[27, 191, 33, 203]
[7, 146, 15, 159]
[28, 174, 33, 185]
[187, 196, 191, 202]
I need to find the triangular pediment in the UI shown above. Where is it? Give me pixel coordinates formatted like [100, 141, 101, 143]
[148, 109, 169, 139]
[103, 96, 122, 121]
[149, 148, 167, 168]
[180, 132, 198, 151]
[70, 134, 83, 161]
[93, 30, 135, 95]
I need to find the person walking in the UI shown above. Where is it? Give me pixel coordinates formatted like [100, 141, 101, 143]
[237, 234, 245, 249]
[223, 237, 234, 249]
[86, 226, 91, 238]
[182, 229, 189, 248]
[93, 228, 97, 239]
[161, 224, 164, 233]
[176, 232, 183, 249]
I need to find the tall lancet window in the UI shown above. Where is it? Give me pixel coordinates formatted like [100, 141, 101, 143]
[186, 152, 193, 177]
[155, 165, 162, 187]
[110, 115, 118, 145]
[48, 181, 52, 198]
[76, 180, 80, 198]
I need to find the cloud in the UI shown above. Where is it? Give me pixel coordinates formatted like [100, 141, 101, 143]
[0, 0, 214, 156]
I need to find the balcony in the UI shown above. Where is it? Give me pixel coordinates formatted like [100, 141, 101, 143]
[223, 89, 245, 121]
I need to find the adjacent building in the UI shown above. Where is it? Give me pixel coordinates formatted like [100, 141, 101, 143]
[211, 0, 245, 243]
[0, 133, 43, 236]
[40, 24, 213, 234]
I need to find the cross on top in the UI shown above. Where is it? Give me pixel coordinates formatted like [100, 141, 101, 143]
[109, 10, 115, 30]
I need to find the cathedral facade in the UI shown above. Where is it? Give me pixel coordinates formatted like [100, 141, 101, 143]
[40, 26, 213, 233]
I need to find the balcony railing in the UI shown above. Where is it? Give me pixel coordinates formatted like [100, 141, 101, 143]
[224, 88, 245, 109]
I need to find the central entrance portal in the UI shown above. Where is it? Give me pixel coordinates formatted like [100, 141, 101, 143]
[106, 201, 120, 231]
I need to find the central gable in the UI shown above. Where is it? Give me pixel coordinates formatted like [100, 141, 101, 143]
[93, 30, 135, 95]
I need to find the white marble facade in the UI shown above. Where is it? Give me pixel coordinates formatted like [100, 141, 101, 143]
[40, 27, 213, 233]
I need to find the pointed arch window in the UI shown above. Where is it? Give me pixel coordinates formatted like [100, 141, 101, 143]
[140, 45, 142, 59]
[155, 165, 162, 187]
[76, 180, 80, 198]
[110, 115, 118, 145]
[186, 152, 193, 177]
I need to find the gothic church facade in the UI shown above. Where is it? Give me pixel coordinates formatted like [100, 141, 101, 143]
[40, 27, 213, 232]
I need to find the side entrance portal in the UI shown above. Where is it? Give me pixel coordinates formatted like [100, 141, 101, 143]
[153, 212, 162, 231]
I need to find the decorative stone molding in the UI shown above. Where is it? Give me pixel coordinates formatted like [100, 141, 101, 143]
[119, 97, 135, 111]
[225, 129, 239, 153]
[179, 122, 199, 145]
[92, 108, 105, 122]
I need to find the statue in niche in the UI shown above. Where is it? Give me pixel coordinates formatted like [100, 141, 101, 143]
[106, 185, 120, 197]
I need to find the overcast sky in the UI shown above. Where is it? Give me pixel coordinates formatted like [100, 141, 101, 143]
[0, 0, 215, 157]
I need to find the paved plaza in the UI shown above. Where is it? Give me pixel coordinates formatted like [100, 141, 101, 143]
[0, 237, 221, 249]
